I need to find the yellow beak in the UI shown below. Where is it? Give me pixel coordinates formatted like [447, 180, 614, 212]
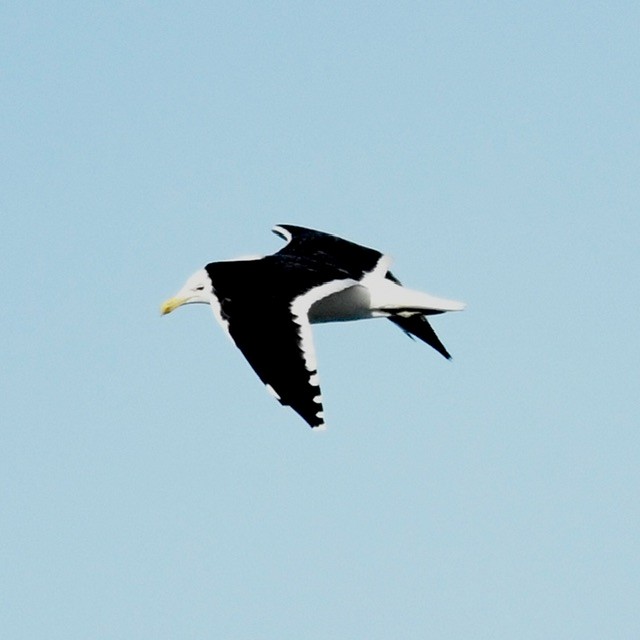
[160, 296, 188, 316]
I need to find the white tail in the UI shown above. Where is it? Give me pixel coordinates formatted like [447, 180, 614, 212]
[370, 279, 465, 314]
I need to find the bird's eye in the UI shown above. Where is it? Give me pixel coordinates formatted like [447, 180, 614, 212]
[195, 285, 205, 291]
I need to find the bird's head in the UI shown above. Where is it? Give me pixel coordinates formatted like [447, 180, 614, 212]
[161, 268, 212, 315]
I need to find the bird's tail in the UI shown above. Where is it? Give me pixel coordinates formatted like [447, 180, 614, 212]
[371, 279, 466, 315]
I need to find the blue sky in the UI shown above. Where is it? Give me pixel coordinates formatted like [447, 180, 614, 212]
[2, 2, 639, 638]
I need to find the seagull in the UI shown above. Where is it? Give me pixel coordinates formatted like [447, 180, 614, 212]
[161, 224, 465, 429]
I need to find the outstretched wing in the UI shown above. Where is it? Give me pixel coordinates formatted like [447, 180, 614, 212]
[385, 271, 452, 360]
[387, 314, 452, 360]
[273, 224, 386, 279]
[206, 257, 356, 429]
[221, 297, 327, 428]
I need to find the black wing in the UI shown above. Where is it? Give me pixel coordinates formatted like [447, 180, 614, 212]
[273, 224, 384, 279]
[385, 271, 452, 360]
[206, 256, 355, 428]
[222, 300, 326, 428]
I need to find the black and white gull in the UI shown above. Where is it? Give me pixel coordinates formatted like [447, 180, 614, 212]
[161, 224, 465, 429]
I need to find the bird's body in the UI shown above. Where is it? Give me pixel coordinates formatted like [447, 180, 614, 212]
[161, 224, 465, 429]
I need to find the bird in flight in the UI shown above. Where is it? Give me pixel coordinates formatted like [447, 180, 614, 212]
[161, 224, 465, 429]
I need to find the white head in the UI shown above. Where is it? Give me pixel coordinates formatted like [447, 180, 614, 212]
[161, 268, 213, 315]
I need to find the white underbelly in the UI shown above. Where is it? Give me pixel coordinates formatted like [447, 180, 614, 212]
[308, 285, 374, 323]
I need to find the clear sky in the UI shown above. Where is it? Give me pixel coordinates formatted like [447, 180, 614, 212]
[2, 2, 639, 638]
